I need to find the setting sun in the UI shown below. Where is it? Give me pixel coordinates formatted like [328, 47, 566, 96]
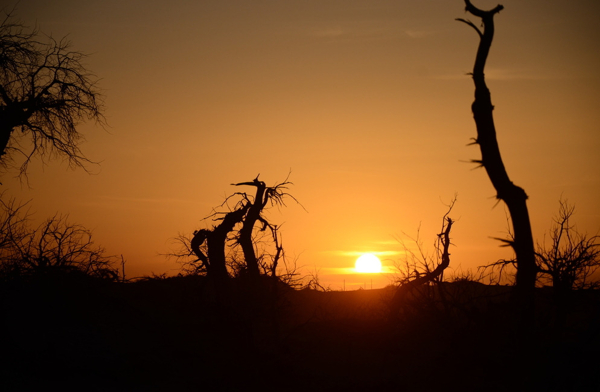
[354, 254, 382, 273]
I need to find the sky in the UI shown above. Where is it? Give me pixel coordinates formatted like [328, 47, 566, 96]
[3, 0, 599, 290]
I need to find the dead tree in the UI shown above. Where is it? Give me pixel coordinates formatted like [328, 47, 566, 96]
[190, 201, 251, 281]
[177, 176, 297, 282]
[536, 200, 600, 292]
[457, 1, 537, 325]
[0, 11, 104, 175]
[233, 176, 293, 280]
[0, 198, 118, 280]
[536, 200, 600, 328]
[391, 211, 454, 311]
[233, 178, 268, 278]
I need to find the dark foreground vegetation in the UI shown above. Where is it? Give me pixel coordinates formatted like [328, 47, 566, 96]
[2, 272, 599, 392]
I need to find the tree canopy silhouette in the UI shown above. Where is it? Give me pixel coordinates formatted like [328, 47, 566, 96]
[0, 10, 104, 175]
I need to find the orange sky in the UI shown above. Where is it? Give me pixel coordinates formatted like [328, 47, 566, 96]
[4, 0, 600, 289]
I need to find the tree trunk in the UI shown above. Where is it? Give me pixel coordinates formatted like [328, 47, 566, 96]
[191, 203, 250, 280]
[0, 122, 15, 158]
[459, 0, 537, 328]
[208, 204, 250, 280]
[236, 178, 267, 279]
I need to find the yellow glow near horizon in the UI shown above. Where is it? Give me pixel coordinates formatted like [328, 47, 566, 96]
[354, 254, 382, 273]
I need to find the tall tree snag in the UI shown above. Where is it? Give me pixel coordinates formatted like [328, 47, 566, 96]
[458, 1, 537, 323]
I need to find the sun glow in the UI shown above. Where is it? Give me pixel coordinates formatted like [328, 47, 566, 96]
[354, 254, 382, 273]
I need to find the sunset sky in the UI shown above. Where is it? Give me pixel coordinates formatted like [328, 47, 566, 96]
[4, 0, 599, 289]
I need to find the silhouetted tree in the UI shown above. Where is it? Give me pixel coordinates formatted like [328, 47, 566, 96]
[391, 200, 455, 312]
[537, 200, 600, 291]
[233, 176, 291, 280]
[0, 10, 104, 175]
[190, 201, 251, 281]
[0, 196, 118, 280]
[0, 194, 29, 256]
[536, 200, 600, 329]
[457, 0, 537, 326]
[173, 175, 296, 282]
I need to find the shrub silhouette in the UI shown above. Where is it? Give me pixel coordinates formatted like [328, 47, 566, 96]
[536, 200, 600, 292]
[0, 197, 118, 281]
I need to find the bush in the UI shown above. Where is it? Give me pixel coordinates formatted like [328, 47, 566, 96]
[0, 196, 118, 281]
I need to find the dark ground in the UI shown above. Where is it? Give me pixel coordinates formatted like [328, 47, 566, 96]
[1, 274, 599, 391]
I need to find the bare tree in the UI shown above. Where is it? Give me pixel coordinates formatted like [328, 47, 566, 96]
[0, 197, 118, 280]
[536, 200, 600, 292]
[391, 199, 455, 311]
[0, 10, 104, 175]
[232, 176, 293, 280]
[171, 175, 298, 282]
[190, 200, 251, 281]
[457, 1, 537, 325]
[0, 195, 30, 262]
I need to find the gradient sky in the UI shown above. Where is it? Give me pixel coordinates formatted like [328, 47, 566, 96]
[4, 0, 599, 289]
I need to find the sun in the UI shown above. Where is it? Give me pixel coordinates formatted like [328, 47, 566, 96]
[354, 253, 382, 273]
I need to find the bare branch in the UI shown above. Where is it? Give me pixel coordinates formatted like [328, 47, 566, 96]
[0, 11, 105, 178]
[455, 18, 483, 38]
[536, 199, 600, 291]
[0, 196, 118, 280]
[463, 0, 504, 18]
[391, 198, 457, 311]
